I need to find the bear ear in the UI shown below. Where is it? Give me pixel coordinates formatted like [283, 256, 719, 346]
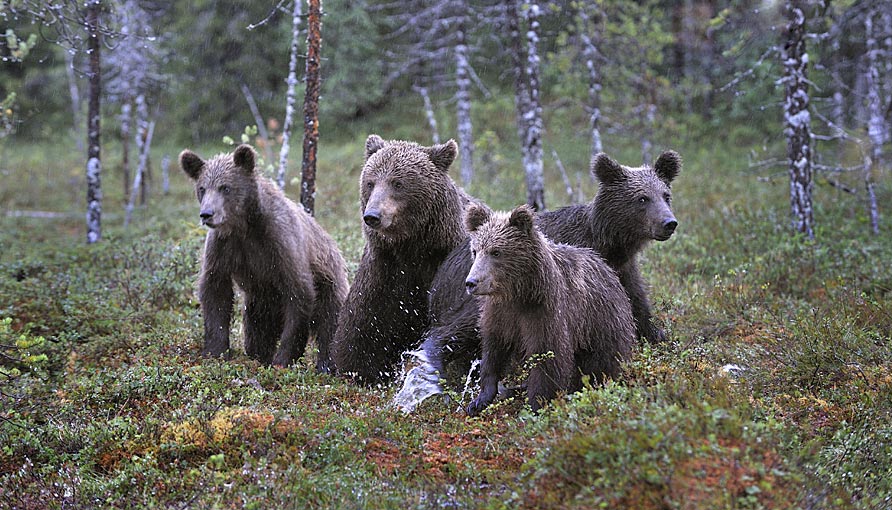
[179, 150, 205, 181]
[465, 203, 492, 232]
[508, 205, 535, 235]
[654, 150, 682, 184]
[591, 153, 625, 185]
[365, 134, 387, 160]
[233, 144, 256, 174]
[425, 139, 458, 173]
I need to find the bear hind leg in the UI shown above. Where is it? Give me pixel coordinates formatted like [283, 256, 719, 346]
[244, 297, 283, 365]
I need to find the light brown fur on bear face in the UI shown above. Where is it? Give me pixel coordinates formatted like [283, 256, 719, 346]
[359, 134, 461, 246]
[464, 204, 635, 415]
[332, 134, 470, 385]
[179, 144, 348, 371]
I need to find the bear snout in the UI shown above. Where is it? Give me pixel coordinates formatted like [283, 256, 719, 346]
[465, 277, 478, 294]
[200, 209, 216, 227]
[655, 218, 677, 240]
[363, 210, 381, 228]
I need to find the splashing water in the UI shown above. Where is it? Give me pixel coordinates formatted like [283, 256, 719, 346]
[392, 348, 443, 414]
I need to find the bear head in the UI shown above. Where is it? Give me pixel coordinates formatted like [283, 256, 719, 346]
[465, 203, 544, 302]
[180, 144, 258, 237]
[359, 134, 458, 243]
[592, 150, 681, 242]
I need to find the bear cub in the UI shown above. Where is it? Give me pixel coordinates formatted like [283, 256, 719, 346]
[180, 144, 348, 371]
[464, 204, 635, 415]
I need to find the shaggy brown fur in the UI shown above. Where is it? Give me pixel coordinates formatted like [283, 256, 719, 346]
[422, 150, 681, 387]
[180, 144, 348, 371]
[331, 135, 469, 385]
[464, 204, 635, 415]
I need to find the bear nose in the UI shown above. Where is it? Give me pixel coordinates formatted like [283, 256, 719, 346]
[465, 278, 477, 293]
[363, 211, 381, 228]
[663, 219, 677, 232]
[200, 209, 214, 220]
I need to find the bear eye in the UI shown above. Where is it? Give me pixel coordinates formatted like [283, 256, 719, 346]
[391, 180, 402, 190]
[197, 186, 206, 199]
[471, 249, 477, 258]
[638, 196, 649, 204]
[220, 185, 231, 195]
[663, 193, 671, 204]
[490, 249, 501, 258]
[366, 181, 374, 190]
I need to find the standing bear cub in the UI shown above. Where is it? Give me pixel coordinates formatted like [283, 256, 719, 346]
[464, 204, 635, 415]
[332, 135, 469, 385]
[180, 144, 348, 371]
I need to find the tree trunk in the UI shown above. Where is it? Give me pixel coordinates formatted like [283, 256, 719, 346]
[300, 0, 322, 216]
[781, 0, 814, 240]
[135, 93, 151, 205]
[241, 83, 274, 167]
[85, 1, 102, 244]
[507, 0, 545, 211]
[120, 99, 132, 201]
[577, 6, 602, 162]
[278, 0, 302, 190]
[865, 10, 883, 235]
[415, 85, 440, 144]
[125, 120, 154, 227]
[64, 50, 84, 154]
[455, 17, 474, 186]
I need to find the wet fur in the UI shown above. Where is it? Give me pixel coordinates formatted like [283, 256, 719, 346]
[331, 135, 470, 384]
[422, 151, 681, 388]
[180, 144, 348, 371]
[464, 205, 635, 415]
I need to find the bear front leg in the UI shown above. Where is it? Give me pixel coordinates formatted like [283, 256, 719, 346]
[525, 346, 572, 412]
[620, 261, 666, 343]
[467, 335, 511, 416]
[199, 271, 234, 359]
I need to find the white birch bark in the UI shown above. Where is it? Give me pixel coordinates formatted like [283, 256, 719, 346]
[277, 0, 302, 190]
[125, 120, 154, 227]
[781, 1, 814, 239]
[578, 6, 602, 161]
[64, 50, 84, 154]
[455, 20, 474, 186]
[415, 86, 440, 144]
[521, 2, 545, 211]
[85, 0, 102, 244]
[864, 11, 882, 234]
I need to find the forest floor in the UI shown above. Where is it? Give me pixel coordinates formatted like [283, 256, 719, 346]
[1, 130, 890, 509]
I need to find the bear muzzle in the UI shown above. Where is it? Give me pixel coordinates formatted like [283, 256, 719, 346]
[655, 217, 678, 241]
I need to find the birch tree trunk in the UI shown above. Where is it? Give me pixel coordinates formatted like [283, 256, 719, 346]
[781, 0, 814, 240]
[507, 0, 545, 211]
[125, 120, 154, 227]
[85, 0, 102, 244]
[278, 0, 302, 190]
[864, 10, 883, 235]
[300, 0, 322, 216]
[415, 86, 440, 144]
[135, 93, 151, 205]
[578, 7, 603, 161]
[455, 16, 474, 186]
[64, 50, 84, 154]
[120, 99, 132, 200]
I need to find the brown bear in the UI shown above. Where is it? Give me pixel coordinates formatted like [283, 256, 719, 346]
[180, 144, 348, 371]
[331, 135, 469, 385]
[421, 150, 681, 389]
[463, 204, 635, 415]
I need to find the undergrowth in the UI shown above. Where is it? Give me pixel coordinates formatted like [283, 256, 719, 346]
[0, 123, 890, 509]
